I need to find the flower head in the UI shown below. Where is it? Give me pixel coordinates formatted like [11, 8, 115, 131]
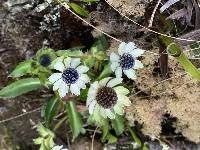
[52, 145, 68, 150]
[49, 57, 90, 97]
[36, 48, 56, 67]
[87, 77, 131, 122]
[110, 42, 144, 80]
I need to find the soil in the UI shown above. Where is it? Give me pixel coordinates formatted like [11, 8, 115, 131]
[106, 0, 153, 17]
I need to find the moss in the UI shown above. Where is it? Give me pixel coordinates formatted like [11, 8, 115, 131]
[126, 53, 200, 143]
[0, 125, 20, 150]
[106, 0, 153, 17]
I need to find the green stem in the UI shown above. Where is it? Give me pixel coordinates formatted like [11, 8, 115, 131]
[176, 53, 200, 81]
[127, 125, 142, 146]
[53, 116, 68, 131]
[167, 43, 200, 81]
[161, 37, 200, 81]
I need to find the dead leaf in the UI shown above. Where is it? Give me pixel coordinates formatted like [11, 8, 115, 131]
[160, 0, 180, 13]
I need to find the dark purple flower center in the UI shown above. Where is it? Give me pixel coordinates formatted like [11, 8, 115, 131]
[39, 55, 51, 67]
[120, 53, 135, 70]
[62, 68, 79, 84]
[96, 86, 117, 109]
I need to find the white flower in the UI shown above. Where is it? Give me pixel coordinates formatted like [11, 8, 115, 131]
[86, 77, 131, 122]
[52, 145, 68, 150]
[110, 42, 144, 80]
[49, 57, 90, 97]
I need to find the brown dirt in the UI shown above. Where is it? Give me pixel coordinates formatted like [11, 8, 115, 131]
[126, 53, 200, 143]
[106, 0, 153, 17]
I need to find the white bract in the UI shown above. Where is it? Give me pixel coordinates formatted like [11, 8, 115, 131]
[110, 42, 144, 80]
[49, 57, 90, 97]
[52, 145, 68, 150]
[87, 77, 131, 122]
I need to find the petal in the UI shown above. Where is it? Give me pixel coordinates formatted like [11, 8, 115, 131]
[54, 61, 65, 72]
[114, 102, 124, 115]
[87, 82, 98, 98]
[86, 97, 95, 107]
[70, 58, 80, 68]
[77, 65, 89, 73]
[99, 77, 112, 86]
[123, 69, 137, 80]
[130, 48, 145, 57]
[89, 100, 96, 114]
[70, 84, 80, 96]
[48, 73, 62, 83]
[111, 62, 120, 72]
[110, 52, 120, 62]
[114, 86, 129, 95]
[124, 42, 136, 53]
[87, 81, 99, 98]
[105, 109, 115, 119]
[100, 107, 107, 118]
[93, 104, 101, 122]
[87, 84, 97, 106]
[115, 67, 122, 78]
[87, 88, 97, 99]
[53, 79, 63, 91]
[58, 82, 69, 98]
[134, 60, 144, 69]
[117, 94, 131, 106]
[90, 81, 99, 90]
[107, 78, 123, 87]
[64, 57, 71, 68]
[118, 42, 126, 55]
[76, 79, 86, 89]
[52, 145, 63, 150]
[79, 74, 90, 83]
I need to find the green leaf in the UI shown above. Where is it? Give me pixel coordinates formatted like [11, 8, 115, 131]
[36, 123, 55, 138]
[69, 3, 89, 17]
[127, 126, 142, 146]
[45, 97, 62, 126]
[101, 121, 118, 143]
[93, 34, 109, 51]
[83, 56, 96, 68]
[55, 49, 83, 57]
[67, 101, 83, 140]
[106, 133, 118, 144]
[9, 60, 33, 78]
[34, 137, 43, 145]
[101, 121, 109, 142]
[80, 88, 89, 101]
[97, 63, 112, 80]
[176, 53, 200, 81]
[93, 51, 107, 61]
[34, 123, 55, 150]
[111, 114, 125, 136]
[0, 78, 43, 99]
[143, 143, 150, 150]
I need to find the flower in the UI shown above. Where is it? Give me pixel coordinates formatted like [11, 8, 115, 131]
[110, 42, 144, 80]
[36, 48, 56, 67]
[52, 145, 68, 150]
[86, 77, 131, 122]
[48, 57, 90, 97]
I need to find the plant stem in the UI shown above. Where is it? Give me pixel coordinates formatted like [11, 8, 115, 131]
[53, 116, 68, 131]
[161, 37, 200, 81]
[127, 125, 142, 146]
